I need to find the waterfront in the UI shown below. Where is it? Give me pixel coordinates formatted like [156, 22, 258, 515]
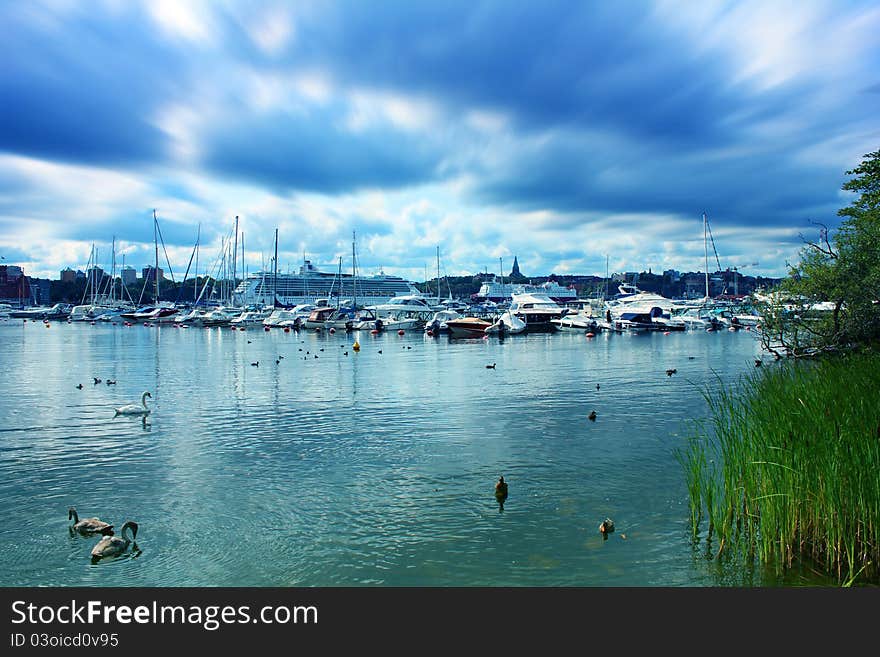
[0, 320, 834, 586]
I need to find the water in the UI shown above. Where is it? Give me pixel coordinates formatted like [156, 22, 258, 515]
[0, 318, 829, 586]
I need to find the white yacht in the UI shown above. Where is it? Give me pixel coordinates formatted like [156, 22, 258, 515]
[508, 293, 564, 331]
[604, 284, 675, 319]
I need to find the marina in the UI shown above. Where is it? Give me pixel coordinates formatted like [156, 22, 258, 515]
[0, 316, 836, 586]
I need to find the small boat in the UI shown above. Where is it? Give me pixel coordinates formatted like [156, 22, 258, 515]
[485, 311, 526, 335]
[424, 309, 462, 334]
[119, 304, 180, 323]
[445, 317, 493, 338]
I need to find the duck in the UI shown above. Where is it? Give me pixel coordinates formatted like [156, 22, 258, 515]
[599, 518, 615, 534]
[251, 361, 259, 367]
[69, 507, 114, 535]
[105, 379, 116, 385]
[665, 368, 677, 377]
[596, 383, 600, 390]
[75, 384, 83, 390]
[114, 391, 151, 417]
[93, 377, 102, 385]
[755, 358, 763, 367]
[588, 410, 597, 421]
[486, 363, 496, 369]
[495, 476, 508, 498]
[90, 520, 138, 560]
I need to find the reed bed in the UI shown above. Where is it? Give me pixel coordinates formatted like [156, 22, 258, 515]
[681, 351, 880, 585]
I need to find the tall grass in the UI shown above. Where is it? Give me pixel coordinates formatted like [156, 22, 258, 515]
[681, 351, 880, 584]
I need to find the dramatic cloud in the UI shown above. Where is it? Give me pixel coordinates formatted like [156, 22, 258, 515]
[1, 0, 878, 281]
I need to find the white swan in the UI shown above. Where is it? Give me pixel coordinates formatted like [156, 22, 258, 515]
[69, 507, 114, 535]
[114, 391, 151, 416]
[91, 520, 138, 559]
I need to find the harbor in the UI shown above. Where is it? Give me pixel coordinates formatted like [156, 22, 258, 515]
[0, 315, 836, 586]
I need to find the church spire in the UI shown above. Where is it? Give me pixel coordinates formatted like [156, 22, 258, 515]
[510, 255, 521, 278]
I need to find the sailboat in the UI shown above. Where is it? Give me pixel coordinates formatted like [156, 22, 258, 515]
[119, 210, 180, 323]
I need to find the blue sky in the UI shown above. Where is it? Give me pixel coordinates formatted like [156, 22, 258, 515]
[1, 0, 878, 282]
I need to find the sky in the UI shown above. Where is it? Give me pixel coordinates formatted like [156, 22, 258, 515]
[1, 0, 878, 283]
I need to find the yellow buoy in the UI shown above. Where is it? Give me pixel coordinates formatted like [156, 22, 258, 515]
[353, 341, 360, 351]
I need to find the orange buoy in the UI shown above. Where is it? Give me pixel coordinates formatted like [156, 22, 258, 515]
[284, 327, 290, 333]
[398, 329, 405, 335]
[663, 331, 670, 335]
[426, 329, 434, 336]
[370, 329, 379, 335]
[586, 332, 595, 338]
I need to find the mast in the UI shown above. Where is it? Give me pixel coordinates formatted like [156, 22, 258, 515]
[232, 216, 239, 295]
[352, 231, 357, 309]
[605, 254, 609, 300]
[436, 245, 441, 303]
[195, 223, 200, 305]
[500, 257, 504, 301]
[153, 209, 159, 304]
[703, 212, 709, 300]
[110, 236, 116, 304]
[336, 256, 342, 309]
[274, 227, 279, 308]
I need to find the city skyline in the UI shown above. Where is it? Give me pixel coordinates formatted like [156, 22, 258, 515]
[2, 1, 879, 281]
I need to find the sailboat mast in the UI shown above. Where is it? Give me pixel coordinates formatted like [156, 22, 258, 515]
[500, 257, 504, 300]
[436, 246, 441, 303]
[703, 212, 709, 299]
[195, 223, 200, 304]
[274, 228, 279, 308]
[352, 231, 357, 309]
[232, 216, 239, 294]
[153, 209, 159, 304]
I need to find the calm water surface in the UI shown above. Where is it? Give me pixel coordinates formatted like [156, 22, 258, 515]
[0, 318, 830, 586]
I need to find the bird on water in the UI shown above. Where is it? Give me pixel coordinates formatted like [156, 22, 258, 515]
[486, 363, 496, 369]
[665, 369, 677, 377]
[90, 521, 138, 560]
[69, 507, 114, 536]
[114, 391, 151, 417]
[588, 411, 597, 421]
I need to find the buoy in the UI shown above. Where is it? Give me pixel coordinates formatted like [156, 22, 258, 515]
[586, 332, 595, 338]
[329, 327, 336, 334]
[284, 327, 290, 333]
[240, 327, 246, 332]
[663, 331, 670, 335]
[426, 329, 434, 336]
[265, 326, 270, 331]
[45, 323, 50, 328]
[398, 329, 405, 335]
[353, 341, 360, 351]
[370, 329, 379, 335]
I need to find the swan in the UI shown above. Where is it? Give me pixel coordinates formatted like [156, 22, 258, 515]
[91, 520, 138, 560]
[114, 391, 151, 417]
[69, 507, 114, 535]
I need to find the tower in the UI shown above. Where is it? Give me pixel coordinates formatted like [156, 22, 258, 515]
[510, 256, 521, 278]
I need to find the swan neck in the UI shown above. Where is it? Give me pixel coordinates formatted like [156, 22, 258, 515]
[69, 509, 78, 523]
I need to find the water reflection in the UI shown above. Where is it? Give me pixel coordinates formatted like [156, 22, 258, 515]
[0, 321, 798, 586]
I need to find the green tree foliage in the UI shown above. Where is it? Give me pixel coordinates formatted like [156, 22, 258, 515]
[759, 149, 880, 355]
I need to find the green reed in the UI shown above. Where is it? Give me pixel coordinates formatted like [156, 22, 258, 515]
[680, 351, 880, 584]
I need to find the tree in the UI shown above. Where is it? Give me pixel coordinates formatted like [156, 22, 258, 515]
[758, 149, 880, 356]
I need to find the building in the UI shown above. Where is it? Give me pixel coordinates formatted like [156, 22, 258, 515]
[28, 277, 52, 305]
[0, 265, 30, 304]
[60, 267, 78, 283]
[510, 256, 522, 278]
[121, 266, 137, 286]
[141, 266, 164, 283]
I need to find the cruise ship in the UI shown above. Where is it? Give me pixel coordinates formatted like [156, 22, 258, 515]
[472, 277, 578, 304]
[233, 260, 421, 307]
